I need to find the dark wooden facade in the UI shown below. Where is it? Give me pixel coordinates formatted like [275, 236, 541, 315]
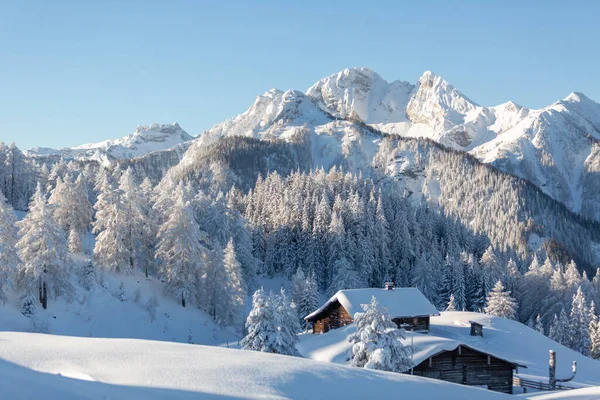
[311, 300, 353, 334]
[308, 300, 431, 334]
[411, 345, 522, 394]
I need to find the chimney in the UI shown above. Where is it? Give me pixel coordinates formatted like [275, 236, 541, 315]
[384, 282, 394, 291]
[470, 321, 483, 337]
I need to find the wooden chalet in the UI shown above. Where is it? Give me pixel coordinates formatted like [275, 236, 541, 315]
[304, 285, 439, 334]
[411, 342, 525, 394]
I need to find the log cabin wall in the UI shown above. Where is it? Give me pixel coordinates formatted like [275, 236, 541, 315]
[312, 302, 353, 333]
[412, 346, 515, 394]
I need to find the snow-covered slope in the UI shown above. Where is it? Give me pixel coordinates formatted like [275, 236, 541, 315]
[26, 122, 193, 166]
[306, 68, 600, 221]
[0, 257, 239, 346]
[0, 331, 516, 400]
[298, 312, 600, 388]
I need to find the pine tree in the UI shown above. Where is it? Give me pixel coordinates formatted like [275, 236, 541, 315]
[21, 292, 36, 317]
[223, 239, 245, 324]
[80, 260, 96, 291]
[0, 191, 19, 303]
[446, 294, 457, 312]
[16, 184, 72, 306]
[534, 314, 544, 335]
[241, 288, 279, 353]
[155, 183, 207, 308]
[569, 288, 591, 356]
[273, 289, 300, 355]
[549, 308, 570, 346]
[348, 296, 413, 373]
[202, 244, 238, 325]
[48, 174, 93, 254]
[328, 258, 364, 296]
[92, 171, 130, 273]
[590, 318, 600, 359]
[291, 267, 306, 309]
[484, 281, 518, 320]
[118, 167, 148, 270]
[298, 272, 320, 329]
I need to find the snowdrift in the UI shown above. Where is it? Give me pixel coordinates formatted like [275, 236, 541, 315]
[0, 331, 513, 400]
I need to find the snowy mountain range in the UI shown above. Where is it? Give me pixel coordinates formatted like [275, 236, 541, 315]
[25, 68, 600, 221]
[26, 122, 193, 166]
[307, 68, 600, 221]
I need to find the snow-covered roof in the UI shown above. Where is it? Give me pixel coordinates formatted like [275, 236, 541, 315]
[305, 287, 439, 321]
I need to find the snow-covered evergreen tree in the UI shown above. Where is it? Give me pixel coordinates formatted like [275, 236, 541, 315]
[569, 287, 591, 356]
[484, 281, 517, 320]
[549, 308, 570, 346]
[155, 183, 207, 307]
[328, 257, 364, 296]
[348, 296, 413, 373]
[223, 238, 245, 324]
[298, 271, 320, 329]
[0, 191, 19, 303]
[446, 293, 457, 312]
[16, 184, 72, 305]
[534, 314, 544, 335]
[92, 171, 130, 273]
[47, 174, 93, 254]
[291, 267, 306, 308]
[241, 288, 279, 353]
[273, 288, 300, 355]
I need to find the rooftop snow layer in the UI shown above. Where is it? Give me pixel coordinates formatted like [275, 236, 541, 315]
[305, 287, 440, 321]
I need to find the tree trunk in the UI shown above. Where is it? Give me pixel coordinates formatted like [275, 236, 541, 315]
[42, 281, 48, 310]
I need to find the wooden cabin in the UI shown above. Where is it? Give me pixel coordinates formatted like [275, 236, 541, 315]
[411, 344, 525, 394]
[305, 285, 439, 334]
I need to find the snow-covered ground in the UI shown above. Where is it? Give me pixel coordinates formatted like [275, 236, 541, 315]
[298, 311, 600, 388]
[0, 331, 517, 400]
[0, 265, 240, 347]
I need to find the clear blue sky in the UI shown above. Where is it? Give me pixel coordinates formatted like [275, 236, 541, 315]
[1, 1, 598, 150]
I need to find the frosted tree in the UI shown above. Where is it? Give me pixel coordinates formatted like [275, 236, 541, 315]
[201, 244, 239, 325]
[549, 308, 569, 346]
[241, 288, 279, 353]
[569, 288, 591, 356]
[223, 239, 245, 324]
[348, 296, 413, 373]
[411, 253, 439, 306]
[484, 281, 518, 320]
[118, 167, 148, 270]
[446, 293, 457, 312]
[48, 174, 93, 253]
[0, 191, 19, 303]
[328, 257, 364, 296]
[16, 184, 72, 307]
[298, 272, 320, 329]
[590, 318, 600, 359]
[155, 183, 207, 307]
[291, 267, 306, 308]
[480, 246, 501, 298]
[534, 314, 544, 335]
[273, 289, 300, 355]
[80, 260, 96, 291]
[93, 171, 130, 273]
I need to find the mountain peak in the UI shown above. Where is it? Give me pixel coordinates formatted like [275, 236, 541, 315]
[563, 91, 591, 103]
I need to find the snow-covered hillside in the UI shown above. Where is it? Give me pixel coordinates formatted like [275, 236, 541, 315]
[298, 312, 600, 388]
[306, 68, 600, 221]
[0, 331, 519, 400]
[26, 123, 193, 166]
[0, 264, 239, 346]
